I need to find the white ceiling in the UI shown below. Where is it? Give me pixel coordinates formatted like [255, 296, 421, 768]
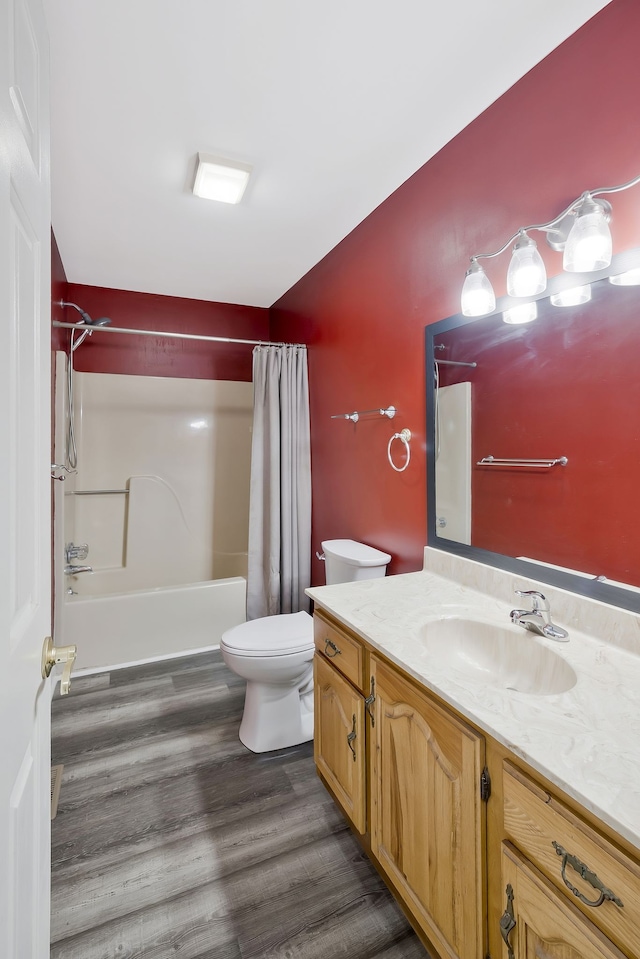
[44, 1, 610, 308]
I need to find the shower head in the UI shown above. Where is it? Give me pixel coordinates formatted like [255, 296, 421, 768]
[60, 301, 112, 350]
[60, 300, 111, 328]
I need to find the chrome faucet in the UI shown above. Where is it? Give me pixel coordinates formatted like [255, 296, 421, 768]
[64, 564, 93, 575]
[510, 590, 569, 642]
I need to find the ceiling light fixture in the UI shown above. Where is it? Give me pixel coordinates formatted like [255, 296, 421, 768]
[460, 172, 640, 317]
[192, 153, 252, 204]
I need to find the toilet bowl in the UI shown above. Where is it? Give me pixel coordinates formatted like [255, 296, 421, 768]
[220, 611, 314, 753]
[221, 539, 391, 753]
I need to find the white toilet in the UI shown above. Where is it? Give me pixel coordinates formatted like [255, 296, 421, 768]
[220, 538, 391, 752]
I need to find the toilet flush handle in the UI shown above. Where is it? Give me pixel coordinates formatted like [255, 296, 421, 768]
[316, 551, 325, 561]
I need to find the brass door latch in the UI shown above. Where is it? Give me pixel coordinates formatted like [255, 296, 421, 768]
[42, 636, 77, 696]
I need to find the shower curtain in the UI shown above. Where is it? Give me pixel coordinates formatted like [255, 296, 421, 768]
[247, 345, 311, 619]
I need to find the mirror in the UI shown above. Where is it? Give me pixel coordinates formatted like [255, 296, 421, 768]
[426, 247, 640, 614]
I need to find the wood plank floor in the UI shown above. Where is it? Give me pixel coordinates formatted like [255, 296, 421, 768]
[51, 650, 429, 958]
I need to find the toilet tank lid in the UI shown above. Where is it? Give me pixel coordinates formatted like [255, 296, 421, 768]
[321, 539, 391, 567]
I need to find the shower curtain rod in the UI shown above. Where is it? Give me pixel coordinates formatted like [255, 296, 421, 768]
[52, 320, 307, 349]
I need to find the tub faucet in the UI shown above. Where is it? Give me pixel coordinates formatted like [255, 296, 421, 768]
[510, 589, 569, 642]
[64, 564, 93, 575]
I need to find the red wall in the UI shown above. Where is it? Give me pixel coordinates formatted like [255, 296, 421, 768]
[270, 0, 640, 585]
[60, 284, 269, 382]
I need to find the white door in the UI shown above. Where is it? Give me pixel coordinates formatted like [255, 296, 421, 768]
[0, 0, 52, 956]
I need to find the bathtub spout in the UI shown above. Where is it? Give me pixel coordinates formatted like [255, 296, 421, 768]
[64, 564, 93, 575]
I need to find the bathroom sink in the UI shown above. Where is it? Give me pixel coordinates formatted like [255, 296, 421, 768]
[417, 617, 577, 695]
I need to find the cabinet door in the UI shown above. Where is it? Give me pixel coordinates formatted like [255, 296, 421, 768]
[500, 843, 627, 959]
[314, 653, 366, 833]
[370, 656, 485, 959]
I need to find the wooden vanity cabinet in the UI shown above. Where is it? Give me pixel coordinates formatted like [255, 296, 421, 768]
[312, 611, 640, 959]
[313, 613, 367, 834]
[369, 655, 486, 959]
[500, 843, 627, 959]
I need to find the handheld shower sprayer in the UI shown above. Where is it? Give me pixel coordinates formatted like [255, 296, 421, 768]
[60, 300, 113, 470]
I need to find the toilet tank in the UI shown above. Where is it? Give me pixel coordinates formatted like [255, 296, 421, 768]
[322, 539, 391, 586]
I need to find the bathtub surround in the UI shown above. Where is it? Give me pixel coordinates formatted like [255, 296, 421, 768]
[57, 366, 252, 669]
[67, 371, 253, 592]
[247, 345, 311, 619]
[50, 650, 425, 958]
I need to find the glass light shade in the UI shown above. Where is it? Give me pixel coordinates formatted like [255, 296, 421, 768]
[461, 262, 495, 316]
[609, 267, 640, 286]
[506, 234, 547, 297]
[550, 285, 592, 307]
[563, 209, 612, 272]
[503, 301, 537, 325]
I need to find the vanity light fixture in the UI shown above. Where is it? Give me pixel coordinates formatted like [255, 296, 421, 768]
[506, 231, 546, 297]
[550, 285, 592, 307]
[502, 301, 537, 325]
[461, 259, 496, 316]
[192, 153, 252, 204]
[461, 172, 640, 317]
[561, 194, 612, 272]
[609, 266, 640, 286]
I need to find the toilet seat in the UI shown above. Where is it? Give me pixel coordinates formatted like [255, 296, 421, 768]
[221, 610, 313, 657]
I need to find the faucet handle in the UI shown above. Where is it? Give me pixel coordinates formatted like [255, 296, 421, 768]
[65, 542, 89, 562]
[514, 589, 549, 613]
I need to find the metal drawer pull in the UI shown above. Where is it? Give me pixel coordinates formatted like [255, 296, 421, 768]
[324, 638, 341, 658]
[347, 715, 357, 762]
[364, 677, 376, 726]
[499, 883, 516, 959]
[552, 842, 624, 909]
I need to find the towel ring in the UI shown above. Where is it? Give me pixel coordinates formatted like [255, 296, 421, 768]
[388, 429, 411, 472]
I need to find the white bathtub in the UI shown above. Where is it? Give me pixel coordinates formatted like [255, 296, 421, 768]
[63, 577, 247, 672]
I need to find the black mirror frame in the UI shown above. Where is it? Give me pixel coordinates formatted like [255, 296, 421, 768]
[425, 247, 640, 615]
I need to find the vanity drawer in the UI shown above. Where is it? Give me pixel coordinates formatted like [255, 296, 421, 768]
[503, 761, 640, 956]
[313, 613, 364, 691]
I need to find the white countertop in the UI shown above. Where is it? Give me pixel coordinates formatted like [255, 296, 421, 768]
[307, 567, 640, 853]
